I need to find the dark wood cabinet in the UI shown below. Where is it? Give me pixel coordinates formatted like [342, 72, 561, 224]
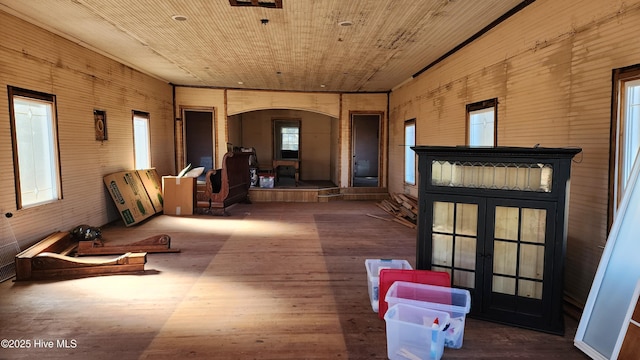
[412, 146, 581, 335]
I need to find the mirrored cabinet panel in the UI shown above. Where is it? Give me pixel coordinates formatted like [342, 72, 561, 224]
[413, 146, 581, 335]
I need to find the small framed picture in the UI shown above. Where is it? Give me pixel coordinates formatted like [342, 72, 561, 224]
[94, 109, 107, 141]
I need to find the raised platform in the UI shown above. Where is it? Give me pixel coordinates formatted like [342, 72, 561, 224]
[248, 182, 389, 203]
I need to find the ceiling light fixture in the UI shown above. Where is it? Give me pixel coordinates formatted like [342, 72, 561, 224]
[171, 15, 188, 21]
[229, 0, 283, 9]
[338, 20, 353, 27]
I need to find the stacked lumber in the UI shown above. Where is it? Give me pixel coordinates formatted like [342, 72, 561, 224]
[375, 193, 419, 229]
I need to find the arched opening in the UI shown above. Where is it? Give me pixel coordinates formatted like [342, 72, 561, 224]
[227, 109, 339, 188]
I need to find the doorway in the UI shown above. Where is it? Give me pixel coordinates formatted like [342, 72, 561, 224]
[351, 113, 381, 187]
[183, 109, 215, 179]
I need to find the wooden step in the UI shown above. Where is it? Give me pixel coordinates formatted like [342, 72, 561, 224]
[317, 193, 343, 202]
[340, 187, 388, 194]
[318, 187, 341, 196]
[341, 192, 389, 201]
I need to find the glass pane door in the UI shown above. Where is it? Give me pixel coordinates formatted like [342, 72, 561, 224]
[430, 199, 480, 289]
[484, 199, 555, 321]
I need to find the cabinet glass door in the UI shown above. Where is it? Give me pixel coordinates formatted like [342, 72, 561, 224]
[484, 199, 556, 324]
[430, 197, 483, 290]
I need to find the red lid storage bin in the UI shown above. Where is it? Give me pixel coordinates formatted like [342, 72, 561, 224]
[378, 269, 450, 319]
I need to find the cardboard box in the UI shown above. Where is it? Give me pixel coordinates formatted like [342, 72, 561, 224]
[104, 171, 156, 226]
[162, 176, 196, 215]
[136, 168, 163, 213]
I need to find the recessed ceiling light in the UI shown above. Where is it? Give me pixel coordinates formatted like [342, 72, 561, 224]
[171, 15, 188, 21]
[320, 84, 326, 88]
[338, 20, 353, 27]
[238, 81, 244, 85]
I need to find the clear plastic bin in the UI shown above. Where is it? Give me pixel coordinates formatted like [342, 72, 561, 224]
[378, 269, 450, 319]
[384, 303, 450, 360]
[385, 281, 471, 349]
[365, 259, 412, 312]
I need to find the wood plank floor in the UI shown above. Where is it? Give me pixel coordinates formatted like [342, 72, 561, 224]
[0, 201, 588, 359]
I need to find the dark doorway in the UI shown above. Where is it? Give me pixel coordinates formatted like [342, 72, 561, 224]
[351, 113, 381, 187]
[184, 110, 214, 179]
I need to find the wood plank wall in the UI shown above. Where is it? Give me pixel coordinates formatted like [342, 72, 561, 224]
[2, 0, 632, 309]
[173, 87, 227, 170]
[0, 11, 174, 248]
[388, 0, 640, 305]
[240, 109, 333, 180]
[341, 93, 389, 187]
[174, 88, 388, 187]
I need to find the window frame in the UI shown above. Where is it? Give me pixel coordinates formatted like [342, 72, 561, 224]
[8, 86, 62, 209]
[609, 65, 640, 228]
[466, 98, 498, 147]
[273, 119, 301, 160]
[404, 119, 416, 185]
[132, 110, 151, 170]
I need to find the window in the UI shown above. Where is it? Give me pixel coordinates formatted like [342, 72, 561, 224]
[133, 111, 151, 169]
[404, 119, 416, 185]
[8, 86, 62, 208]
[273, 119, 300, 159]
[611, 66, 640, 222]
[281, 127, 299, 151]
[467, 99, 497, 147]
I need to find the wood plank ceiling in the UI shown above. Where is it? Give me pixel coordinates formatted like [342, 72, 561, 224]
[0, 0, 529, 92]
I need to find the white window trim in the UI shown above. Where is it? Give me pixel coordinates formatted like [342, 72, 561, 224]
[133, 112, 151, 170]
[9, 87, 62, 209]
[404, 120, 416, 185]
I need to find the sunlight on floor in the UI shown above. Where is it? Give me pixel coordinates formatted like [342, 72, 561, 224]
[157, 216, 312, 237]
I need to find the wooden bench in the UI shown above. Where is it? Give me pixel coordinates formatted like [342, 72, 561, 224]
[15, 232, 146, 281]
[196, 151, 252, 215]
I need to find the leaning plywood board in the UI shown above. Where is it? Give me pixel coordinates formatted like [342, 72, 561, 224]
[104, 171, 155, 226]
[575, 157, 640, 359]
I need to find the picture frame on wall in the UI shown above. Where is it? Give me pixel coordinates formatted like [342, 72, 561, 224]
[94, 109, 107, 141]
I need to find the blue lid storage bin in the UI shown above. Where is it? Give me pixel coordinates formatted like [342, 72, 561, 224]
[364, 259, 412, 312]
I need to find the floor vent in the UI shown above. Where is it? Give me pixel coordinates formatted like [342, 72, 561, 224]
[0, 215, 20, 283]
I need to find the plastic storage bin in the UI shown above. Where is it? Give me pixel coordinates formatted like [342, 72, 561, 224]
[384, 303, 450, 360]
[385, 281, 471, 349]
[365, 259, 412, 312]
[259, 175, 274, 188]
[378, 269, 450, 319]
